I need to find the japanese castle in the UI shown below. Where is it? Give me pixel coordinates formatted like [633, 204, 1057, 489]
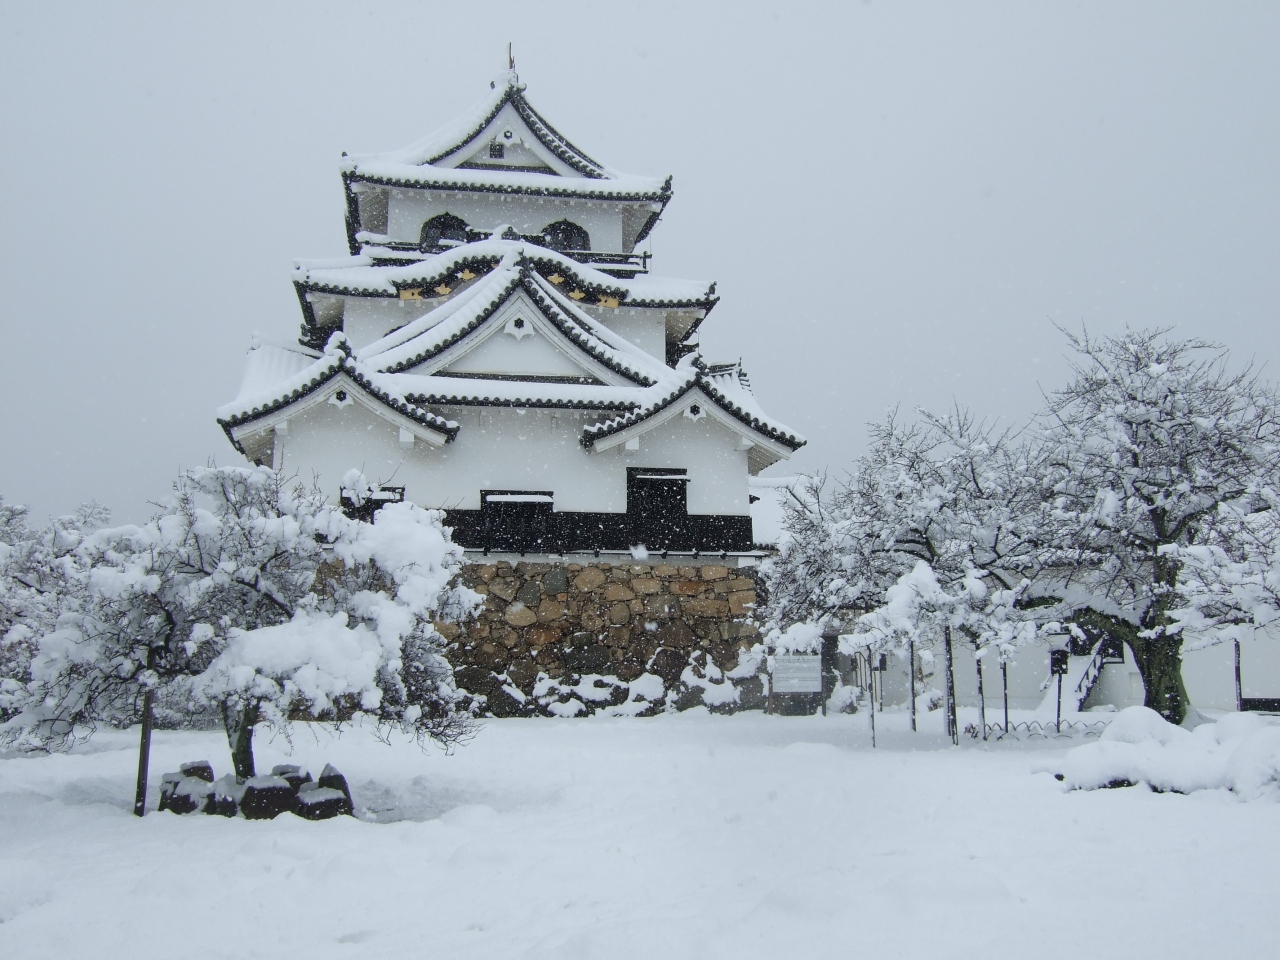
[217, 70, 804, 556]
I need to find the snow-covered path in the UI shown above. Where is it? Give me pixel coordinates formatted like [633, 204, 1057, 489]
[1, 711, 1275, 959]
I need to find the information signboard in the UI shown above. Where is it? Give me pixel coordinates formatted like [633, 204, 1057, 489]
[772, 655, 823, 693]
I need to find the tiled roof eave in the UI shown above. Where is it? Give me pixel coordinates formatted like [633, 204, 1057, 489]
[408, 393, 638, 411]
[422, 83, 607, 180]
[579, 373, 805, 452]
[217, 357, 344, 431]
[509, 93, 608, 179]
[580, 377, 698, 448]
[217, 352, 459, 444]
[697, 378, 805, 451]
[344, 170, 670, 203]
[519, 274, 657, 387]
[379, 271, 524, 374]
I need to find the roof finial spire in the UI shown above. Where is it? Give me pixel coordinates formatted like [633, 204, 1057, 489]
[508, 42, 514, 71]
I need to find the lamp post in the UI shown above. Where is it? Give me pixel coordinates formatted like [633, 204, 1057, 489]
[1050, 648, 1069, 733]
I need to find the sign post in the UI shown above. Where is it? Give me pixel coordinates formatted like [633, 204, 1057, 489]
[771, 655, 823, 694]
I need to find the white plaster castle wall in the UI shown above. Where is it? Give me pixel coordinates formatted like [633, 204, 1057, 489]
[273, 397, 751, 516]
[439, 324, 603, 379]
[342, 297, 437, 350]
[388, 188, 629, 253]
[338, 291, 671, 363]
[866, 635, 1280, 715]
[584, 308, 666, 361]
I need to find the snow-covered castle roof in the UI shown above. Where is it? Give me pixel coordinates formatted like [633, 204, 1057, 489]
[220, 246, 803, 472]
[340, 71, 672, 237]
[218, 69, 804, 551]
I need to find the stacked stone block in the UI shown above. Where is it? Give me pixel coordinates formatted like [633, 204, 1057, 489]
[440, 561, 763, 716]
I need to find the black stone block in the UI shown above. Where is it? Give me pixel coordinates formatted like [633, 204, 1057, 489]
[270, 764, 313, 791]
[205, 775, 242, 817]
[317, 764, 353, 808]
[296, 782, 353, 819]
[157, 772, 184, 813]
[239, 775, 297, 820]
[179, 761, 215, 783]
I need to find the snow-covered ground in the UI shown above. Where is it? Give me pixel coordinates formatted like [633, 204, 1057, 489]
[2, 709, 1277, 959]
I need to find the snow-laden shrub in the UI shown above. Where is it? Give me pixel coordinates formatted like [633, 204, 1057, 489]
[2, 466, 481, 777]
[1055, 706, 1280, 799]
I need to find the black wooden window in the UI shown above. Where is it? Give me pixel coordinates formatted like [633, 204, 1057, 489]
[627, 468, 689, 549]
[489, 142, 505, 159]
[420, 212, 470, 251]
[480, 490, 555, 552]
[340, 485, 405, 524]
[542, 219, 590, 253]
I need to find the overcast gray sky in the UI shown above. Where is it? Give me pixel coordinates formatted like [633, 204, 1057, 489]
[3, 2, 1278, 523]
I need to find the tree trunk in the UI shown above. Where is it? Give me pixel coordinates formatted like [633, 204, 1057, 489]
[222, 702, 259, 781]
[133, 688, 154, 817]
[1128, 635, 1190, 725]
[908, 636, 917, 733]
[943, 625, 957, 744]
[975, 651, 987, 740]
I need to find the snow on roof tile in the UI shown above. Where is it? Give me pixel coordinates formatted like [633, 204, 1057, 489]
[358, 260, 525, 373]
[215, 334, 458, 444]
[365, 72, 609, 178]
[395, 374, 645, 411]
[516, 271, 668, 385]
[353, 262, 672, 388]
[294, 239, 716, 309]
[580, 357, 805, 452]
[341, 73, 669, 201]
[343, 165, 669, 202]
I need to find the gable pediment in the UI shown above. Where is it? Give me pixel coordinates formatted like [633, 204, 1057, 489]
[421, 289, 622, 384]
[438, 102, 572, 177]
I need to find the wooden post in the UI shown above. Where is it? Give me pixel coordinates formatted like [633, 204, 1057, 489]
[1234, 639, 1243, 712]
[133, 688, 154, 818]
[878, 654, 885, 712]
[1055, 672, 1063, 733]
[976, 650, 987, 741]
[866, 653, 876, 749]
[1002, 659, 1009, 734]
[943, 625, 957, 745]
[908, 636, 917, 733]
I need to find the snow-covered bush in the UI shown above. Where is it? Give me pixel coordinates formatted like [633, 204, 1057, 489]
[0, 499, 108, 724]
[3, 466, 480, 778]
[1055, 706, 1280, 799]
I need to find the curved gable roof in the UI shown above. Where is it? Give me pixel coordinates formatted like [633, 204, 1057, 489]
[357, 261, 668, 387]
[215, 335, 459, 451]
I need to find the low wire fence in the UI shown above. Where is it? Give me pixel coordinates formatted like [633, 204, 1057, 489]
[967, 719, 1110, 741]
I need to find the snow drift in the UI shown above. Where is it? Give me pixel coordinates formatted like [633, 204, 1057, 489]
[1056, 706, 1280, 799]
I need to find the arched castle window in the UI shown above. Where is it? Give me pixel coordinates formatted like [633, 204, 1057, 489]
[420, 213, 469, 251]
[542, 219, 590, 253]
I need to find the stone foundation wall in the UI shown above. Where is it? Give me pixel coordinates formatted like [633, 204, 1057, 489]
[439, 560, 766, 716]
